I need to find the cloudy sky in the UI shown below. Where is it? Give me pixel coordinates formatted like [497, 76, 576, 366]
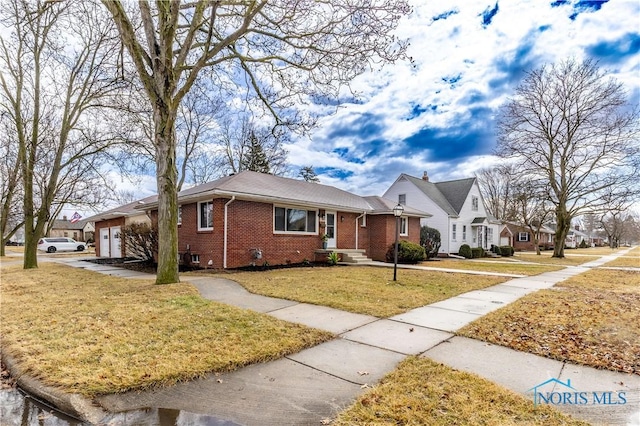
[286, 0, 640, 195]
[67, 0, 639, 218]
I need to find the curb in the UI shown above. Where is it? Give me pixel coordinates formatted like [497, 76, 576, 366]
[1, 351, 108, 424]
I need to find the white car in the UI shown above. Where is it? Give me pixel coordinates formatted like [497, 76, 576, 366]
[37, 237, 86, 253]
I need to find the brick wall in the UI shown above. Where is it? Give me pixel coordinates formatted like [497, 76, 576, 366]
[367, 216, 421, 261]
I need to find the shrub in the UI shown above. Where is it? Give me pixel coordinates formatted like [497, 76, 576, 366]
[490, 245, 502, 255]
[121, 222, 158, 262]
[579, 239, 589, 248]
[420, 226, 441, 259]
[500, 245, 514, 256]
[327, 252, 340, 266]
[458, 244, 472, 259]
[471, 247, 484, 258]
[385, 240, 426, 264]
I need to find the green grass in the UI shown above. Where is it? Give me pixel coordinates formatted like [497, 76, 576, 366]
[333, 357, 588, 425]
[0, 264, 333, 396]
[458, 269, 640, 374]
[208, 266, 508, 317]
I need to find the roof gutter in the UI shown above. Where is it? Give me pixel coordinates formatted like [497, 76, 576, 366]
[223, 196, 236, 269]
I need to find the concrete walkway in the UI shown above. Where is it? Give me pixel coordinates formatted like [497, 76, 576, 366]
[11, 250, 640, 425]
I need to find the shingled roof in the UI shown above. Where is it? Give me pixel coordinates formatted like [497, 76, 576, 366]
[401, 174, 476, 216]
[93, 171, 431, 219]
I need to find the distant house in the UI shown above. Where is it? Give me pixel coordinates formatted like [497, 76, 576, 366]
[500, 221, 555, 251]
[48, 217, 95, 243]
[383, 172, 500, 255]
[89, 171, 430, 268]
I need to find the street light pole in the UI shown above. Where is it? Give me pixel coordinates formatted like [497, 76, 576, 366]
[393, 203, 404, 281]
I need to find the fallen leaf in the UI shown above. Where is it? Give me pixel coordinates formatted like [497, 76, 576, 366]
[357, 371, 369, 376]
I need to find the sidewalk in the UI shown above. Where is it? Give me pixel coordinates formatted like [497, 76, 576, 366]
[24, 250, 640, 424]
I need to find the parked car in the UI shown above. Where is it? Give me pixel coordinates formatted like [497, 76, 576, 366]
[37, 237, 86, 253]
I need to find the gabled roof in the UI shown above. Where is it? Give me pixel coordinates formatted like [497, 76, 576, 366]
[400, 174, 476, 216]
[51, 219, 91, 231]
[362, 196, 432, 218]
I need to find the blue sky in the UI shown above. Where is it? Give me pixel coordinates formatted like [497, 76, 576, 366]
[285, 0, 640, 195]
[69, 0, 639, 218]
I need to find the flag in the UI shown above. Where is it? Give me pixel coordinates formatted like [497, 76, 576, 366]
[69, 212, 82, 223]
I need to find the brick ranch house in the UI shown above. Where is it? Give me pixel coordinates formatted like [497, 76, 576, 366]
[90, 171, 430, 269]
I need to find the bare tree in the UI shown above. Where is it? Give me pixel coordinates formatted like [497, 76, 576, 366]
[496, 58, 640, 258]
[475, 164, 518, 221]
[512, 178, 553, 255]
[0, 0, 125, 268]
[0, 116, 23, 255]
[101, 0, 410, 283]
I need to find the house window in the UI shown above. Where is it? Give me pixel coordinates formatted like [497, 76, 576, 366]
[177, 206, 182, 225]
[472, 196, 479, 211]
[399, 217, 408, 236]
[487, 227, 493, 243]
[191, 254, 200, 264]
[452, 224, 457, 241]
[462, 225, 467, 241]
[64, 232, 68, 237]
[274, 206, 317, 233]
[198, 201, 213, 231]
[518, 232, 529, 242]
[360, 214, 367, 227]
[398, 194, 406, 205]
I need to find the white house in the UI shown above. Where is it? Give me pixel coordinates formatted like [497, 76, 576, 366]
[383, 172, 501, 255]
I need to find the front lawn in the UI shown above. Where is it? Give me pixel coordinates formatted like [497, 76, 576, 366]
[419, 259, 563, 276]
[333, 357, 587, 425]
[0, 264, 333, 397]
[458, 269, 640, 374]
[513, 252, 595, 266]
[215, 266, 508, 318]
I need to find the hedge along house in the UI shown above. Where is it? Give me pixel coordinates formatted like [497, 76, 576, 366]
[91, 171, 430, 268]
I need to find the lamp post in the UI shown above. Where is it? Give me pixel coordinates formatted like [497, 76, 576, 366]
[393, 203, 404, 281]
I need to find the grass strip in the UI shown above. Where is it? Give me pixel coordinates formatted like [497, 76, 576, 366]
[418, 259, 563, 275]
[458, 269, 640, 374]
[333, 357, 587, 425]
[0, 264, 333, 396]
[208, 266, 508, 318]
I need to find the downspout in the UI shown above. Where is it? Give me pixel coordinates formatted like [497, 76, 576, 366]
[355, 212, 366, 250]
[223, 196, 236, 269]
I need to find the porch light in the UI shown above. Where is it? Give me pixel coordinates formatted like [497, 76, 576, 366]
[393, 203, 404, 281]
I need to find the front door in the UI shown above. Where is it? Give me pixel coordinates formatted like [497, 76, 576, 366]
[100, 228, 110, 257]
[325, 212, 337, 248]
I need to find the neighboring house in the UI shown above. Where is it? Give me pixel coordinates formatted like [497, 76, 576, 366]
[500, 221, 555, 251]
[89, 171, 430, 268]
[566, 226, 590, 248]
[383, 172, 500, 255]
[48, 217, 95, 242]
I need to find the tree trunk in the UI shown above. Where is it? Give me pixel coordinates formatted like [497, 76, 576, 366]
[552, 206, 570, 258]
[154, 105, 180, 284]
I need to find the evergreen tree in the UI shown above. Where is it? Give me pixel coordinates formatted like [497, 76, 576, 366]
[298, 166, 320, 183]
[241, 132, 271, 173]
